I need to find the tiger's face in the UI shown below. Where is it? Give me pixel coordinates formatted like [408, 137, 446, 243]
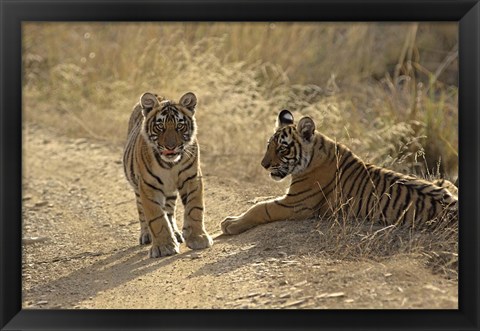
[261, 110, 316, 181]
[140, 92, 197, 163]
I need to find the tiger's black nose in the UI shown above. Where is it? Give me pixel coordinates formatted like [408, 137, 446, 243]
[261, 158, 270, 169]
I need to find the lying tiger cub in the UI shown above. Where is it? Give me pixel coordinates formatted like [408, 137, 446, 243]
[221, 110, 457, 235]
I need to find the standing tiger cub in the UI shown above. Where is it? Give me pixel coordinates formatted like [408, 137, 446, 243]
[221, 110, 458, 235]
[123, 92, 212, 258]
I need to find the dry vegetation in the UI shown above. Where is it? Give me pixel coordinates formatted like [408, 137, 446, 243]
[23, 22, 458, 280]
[23, 22, 458, 178]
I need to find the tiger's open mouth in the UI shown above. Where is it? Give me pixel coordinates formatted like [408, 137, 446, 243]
[160, 148, 182, 162]
[162, 149, 178, 156]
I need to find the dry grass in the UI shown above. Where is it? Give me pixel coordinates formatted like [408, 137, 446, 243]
[22, 22, 459, 277]
[23, 22, 458, 180]
[311, 203, 458, 279]
[312, 217, 458, 279]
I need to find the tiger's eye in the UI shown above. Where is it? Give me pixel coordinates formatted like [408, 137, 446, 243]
[155, 123, 164, 132]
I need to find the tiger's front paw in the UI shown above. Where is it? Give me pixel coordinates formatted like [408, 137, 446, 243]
[221, 216, 248, 235]
[149, 240, 180, 258]
[139, 231, 152, 245]
[185, 231, 213, 250]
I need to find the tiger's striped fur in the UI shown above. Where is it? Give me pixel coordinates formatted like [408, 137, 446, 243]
[123, 92, 212, 258]
[433, 178, 458, 197]
[221, 110, 458, 235]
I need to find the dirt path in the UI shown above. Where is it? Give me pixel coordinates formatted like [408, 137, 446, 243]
[22, 124, 457, 309]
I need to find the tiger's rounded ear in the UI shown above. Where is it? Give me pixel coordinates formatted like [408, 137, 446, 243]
[277, 109, 294, 128]
[297, 116, 316, 142]
[140, 92, 159, 114]
[179, 92, 197, 112]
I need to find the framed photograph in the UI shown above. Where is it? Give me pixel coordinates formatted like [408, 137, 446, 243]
[1, 0, 479, 330]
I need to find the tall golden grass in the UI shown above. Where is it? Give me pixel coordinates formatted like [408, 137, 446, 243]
[23, 22, 458, 182]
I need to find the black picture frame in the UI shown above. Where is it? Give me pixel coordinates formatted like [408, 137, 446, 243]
[1, 0, 479, 330]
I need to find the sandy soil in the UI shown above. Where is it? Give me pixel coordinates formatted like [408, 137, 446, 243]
[21, 124, 458, 309]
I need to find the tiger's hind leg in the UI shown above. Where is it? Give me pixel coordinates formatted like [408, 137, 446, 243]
[165, 194, 184, 243]
[432, 178, 458, 197]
